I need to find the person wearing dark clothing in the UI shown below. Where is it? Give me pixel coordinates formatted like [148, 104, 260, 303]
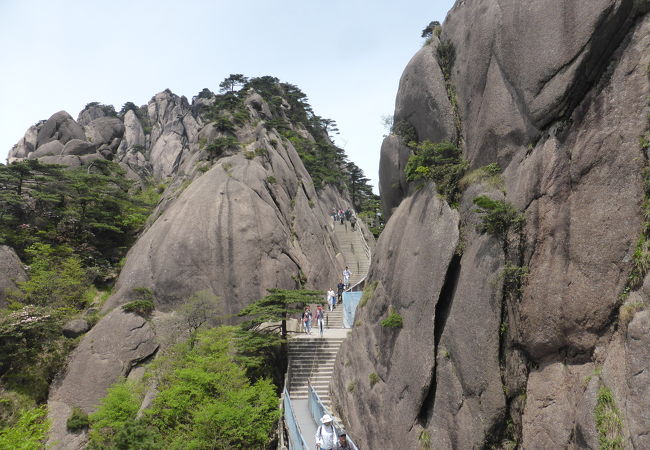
[337, 280, 345, 304]
[334, 433, 352, 450]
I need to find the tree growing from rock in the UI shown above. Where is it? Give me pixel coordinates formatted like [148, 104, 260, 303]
[181, 290, 223, 349]
[219, 74, 249, 94]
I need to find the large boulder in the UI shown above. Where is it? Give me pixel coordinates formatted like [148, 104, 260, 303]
[61, 139, 97, 156]
[332, 185, 459, 448]
[36, 111, 86, 148]
[27, 140, 63, 159]
[47, 308, 158, 449]
[0, 246, 27, 307]
[77, 104, 108, 127]
[8, 124, 39, 162]
[378, 135, 411, 218]
[84, 116, 124, 147]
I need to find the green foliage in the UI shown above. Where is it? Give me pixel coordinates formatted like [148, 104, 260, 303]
[0, 405, 48, 449]
[0, 390, 34, 428]
[347, 381, 357, 392]
[122, 300, 154, 316]
[13, 243, 90, 309]
[594, 386, 624, 449]
[0, 159, 156, 275]
[437, 40, 456, 80]
[181, 290, 223, 349]
[628, 236, 650, 289]
[359, 280, 378, 308]
[473, 196, 525, 241]
[88, 380, 143, 448]
[405, 140, 468, 205]
[619, 301, 645, 328]
[392, 120, 418, 144]
[90, 327, 280, 449]
[219, 74, 249, 94]
[368, 372, 380, 386]
[266, 175, 277, 184]
[66, 406, 90, 431]
[380, 306, 403, 328]
[236, 288, 322, 381]
[419, 429, 432, 450]
[421, 21, 441, 39]
[0, 306, 71, 402]
[203, 136, 240, 160]
[499, 264, 529, 296]
[459, 163, 504, 191]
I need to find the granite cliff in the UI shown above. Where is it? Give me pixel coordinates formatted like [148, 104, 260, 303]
[334, 1, 650, 448]
[6, 79, 370, 447]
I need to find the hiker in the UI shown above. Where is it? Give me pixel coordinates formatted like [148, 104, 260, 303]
[315, 414, 337, 450]
[350, 214, 357, 231]
[344, 208, 351, 221]
[337, 280, 345, 304]
[327, 288, 336, 311]
[338, 209, 344, 225]
[316, 305, 325, 336]
[343, 267, 351, 289]
[302, 306, 312, 335]
[334, 433, 352, 450]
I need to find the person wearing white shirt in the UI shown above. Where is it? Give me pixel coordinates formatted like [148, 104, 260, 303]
[315, 414, 337, 450]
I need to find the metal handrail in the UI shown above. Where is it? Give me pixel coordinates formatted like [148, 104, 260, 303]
[308, 383, 359, 450]
[346, 220, 371, 293]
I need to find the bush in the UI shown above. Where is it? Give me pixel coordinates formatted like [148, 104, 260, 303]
[359, 281, 378, 308]
[458, 163, 504, 191]
[405, 140, 468, 205]
[121, 300, 154, 316]
[66, 407, 89, 432]
[380, 307, 403, 328]
[203, 137, 240, 160]
[0, 405, 48, 449]
[369, 372, 380, 386]
[619, 301, 645, 328]
[88, 380, 142, 448]
[473, 196, 525, 241]
[266, 176, 277, 184]
[594, 386, 624, 449]
[392, 120, 418, 144]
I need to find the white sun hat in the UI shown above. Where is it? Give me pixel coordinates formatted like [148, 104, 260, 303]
[321, 414, 333, 423]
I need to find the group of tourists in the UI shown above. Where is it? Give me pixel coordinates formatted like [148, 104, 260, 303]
[300, 267, 352, 336]
[331, 207, 357, 231]
[316, 414, 352, 450]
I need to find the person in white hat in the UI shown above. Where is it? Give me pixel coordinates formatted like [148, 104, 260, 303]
[315, 414, 337, 450]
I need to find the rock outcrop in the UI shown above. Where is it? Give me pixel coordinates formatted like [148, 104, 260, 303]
[0, 246, 27, 308]
[335, 1, 650, 447]
[9, 85, 361, 447]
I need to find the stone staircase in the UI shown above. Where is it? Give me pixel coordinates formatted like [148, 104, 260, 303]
[288, 337, 345, 407]
[333, 223, 370, 288]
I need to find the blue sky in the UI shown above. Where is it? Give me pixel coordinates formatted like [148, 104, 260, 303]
[0, 0, 455, 192]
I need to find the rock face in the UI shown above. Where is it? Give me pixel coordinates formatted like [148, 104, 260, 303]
[48, 309, 158, 449]
[335, 2, 650, 448]
[17, 86, 360, 446]
[332, 185, 459, 448]
[0, 246, 27, 308]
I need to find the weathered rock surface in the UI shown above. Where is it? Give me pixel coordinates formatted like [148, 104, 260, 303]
[378, 135, 411, 218]
[47, 308, 158, 449]
[84, 116, 124, 147]
[0, 246, 27, 307]
[332, 185, 459, 448]
[337, 3, 650, 448]
[36, 111, 86, 148]
[62, 319, 90, 338]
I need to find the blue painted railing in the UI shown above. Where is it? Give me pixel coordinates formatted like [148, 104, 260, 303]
[308, 384, 359, 449]
[283, 387, 310, 450]
[342, 291, 362, 328]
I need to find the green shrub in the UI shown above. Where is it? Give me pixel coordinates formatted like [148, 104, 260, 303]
[405, 140, 468, 205]
[619, 301, 645, 328]
[392, 120, 418, 144]
[0, 391, 35, 428]
[359, 281, 378, 308]
[347, 381, 356, 392]
[67, 407, 90, 432]
[204, 137, 240, 160]
[594, 386, 624, 449]
[122, 300, 154, 316]
[266, 176, 277, 184]
[473, 196, 525, 241]
[499, 264, 529, 296]
[458, 163, 504, 190]
[0, 405, 48, 449]
[369, 372, 380, 386]
[629, 236, 650, 289]
[380, 307, 403, 328]
[419, 429, 432, 450]
[244, 151, 255, 160]
[88, 380, 143, 448]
